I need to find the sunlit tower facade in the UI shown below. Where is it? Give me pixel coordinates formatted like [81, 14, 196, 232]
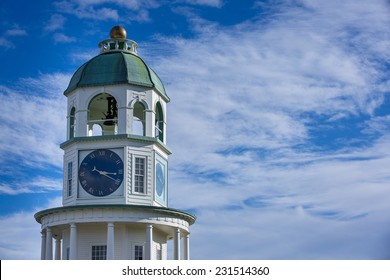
[35, 26, 195, 260]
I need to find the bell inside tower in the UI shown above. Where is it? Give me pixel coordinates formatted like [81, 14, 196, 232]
[103, 96, 117, 126]
[88, 93, 118, 136]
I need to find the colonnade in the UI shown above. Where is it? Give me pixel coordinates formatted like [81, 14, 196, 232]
[40, 223, 190, 260]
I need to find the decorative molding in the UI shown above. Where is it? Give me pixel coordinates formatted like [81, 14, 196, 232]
[34, 204, 196, 229]
[60, 134, 172, 155]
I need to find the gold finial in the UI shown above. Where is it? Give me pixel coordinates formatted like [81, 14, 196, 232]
[110, 26, 127, 39]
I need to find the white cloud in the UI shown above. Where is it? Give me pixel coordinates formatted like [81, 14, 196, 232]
[1, 0, 390, 260]
[0, 197, 62, 260]
[0, 177, 63, 195]
[190, 206, 390, 259]
[53, 32, 76, 43]
[179, 0, 223, 8]
[0, 73, 68, 195]
[144, 0, 390, 167]
[44, 14, 66, 32]
[69, 48, 97, 63]
[53, 2, 119, 21]
[5, 28, 27, 36]
[143, 0, 390, 259]
[0, 73, 68, 170]
[53, 0, 160, 22]
[0, 37, 13, 48]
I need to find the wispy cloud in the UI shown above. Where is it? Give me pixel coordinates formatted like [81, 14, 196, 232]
[0, 25, 27, 49]
[0, 177, 62, 195]
[0, 197, 62, 259]
[0, 73, 68, 196]
[0, 73, 68, 191]
[179, 0, 223, 8]
[143, 0, 390, 259]
[1, 0, 389, 260]
[44, 14, 66, 32]
[53, 0, 161, 22]
[53, 1, 119, 21]
[5, 28, 27, 37]
[0, 37, 13, 48]
[53, 32, 76, 43]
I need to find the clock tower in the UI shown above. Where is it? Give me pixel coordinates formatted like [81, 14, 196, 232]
[35, 26, 195, 260]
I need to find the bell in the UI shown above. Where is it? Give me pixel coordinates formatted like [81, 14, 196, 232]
[103, 97, 117, 126]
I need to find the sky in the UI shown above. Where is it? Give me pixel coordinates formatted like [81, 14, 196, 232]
[0, 0, 390, 260]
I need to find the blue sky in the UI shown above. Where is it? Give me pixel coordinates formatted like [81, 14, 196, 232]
[1, 0, 390, 259]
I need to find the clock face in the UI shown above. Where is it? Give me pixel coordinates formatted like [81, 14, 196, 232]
[155, 153, 167, 205]
[156, 162, 165, 196]
[78, 149, 124, 197]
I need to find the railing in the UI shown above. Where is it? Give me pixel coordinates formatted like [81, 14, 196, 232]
[98, 38, 138, 54]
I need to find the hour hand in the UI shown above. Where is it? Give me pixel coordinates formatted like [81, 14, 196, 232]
[92, 166, 101, 173]
[92, 167, 118, 181]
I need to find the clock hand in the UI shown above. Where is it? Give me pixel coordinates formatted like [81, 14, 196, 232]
[100, 172, 118, 182]
[100, 171, 117, 175]
[92, 166, 117, 176]
[92, 166, 118, 181]
[92, 166, 100, 173]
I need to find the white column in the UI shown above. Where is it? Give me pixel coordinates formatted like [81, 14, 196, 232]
[145, 109, 154, 137]
[45, 227, 53, 260]
[183, 233, 190, 260]
[40, 230, 46, 260]
[173, 227, 181, 260]
[107, 222, 115, 260]
[69, 223, 77, 260]
[127, 106, 134, 134]
[76, 109, 88, 137]
[117, 106, 128, 134]
[145, 224, 153, 260]
[162, 120, 167, 143]
[55, 238, 62, 260]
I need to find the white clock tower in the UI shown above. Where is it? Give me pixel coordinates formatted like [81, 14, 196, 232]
[35, 26, 195, 260]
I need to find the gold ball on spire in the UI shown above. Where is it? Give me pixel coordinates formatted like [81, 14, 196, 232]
[110, 26, 127, 39]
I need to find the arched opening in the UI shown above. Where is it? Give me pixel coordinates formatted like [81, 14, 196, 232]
[88, 93, 118, 136]
[155, 102, 164, 142]
[91, 123, 103, 136]
[133, 102, 146, 136]
[69, 107, 76, 139]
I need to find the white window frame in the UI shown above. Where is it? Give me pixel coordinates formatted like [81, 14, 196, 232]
[91, 245, 107, 260]
[67, 161, 73, 197]
[133, 244, 144, 260]
[133, 155, 147, 194]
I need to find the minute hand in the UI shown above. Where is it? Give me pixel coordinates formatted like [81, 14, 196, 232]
[100, 171, 117, 175]
[100, 172, 118, 181]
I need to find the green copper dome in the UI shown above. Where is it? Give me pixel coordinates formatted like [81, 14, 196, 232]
[64, 51, 168, 100]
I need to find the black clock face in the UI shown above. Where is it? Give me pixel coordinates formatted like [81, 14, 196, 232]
[156, 162, 165, 196]
[78, 149, 124, 197]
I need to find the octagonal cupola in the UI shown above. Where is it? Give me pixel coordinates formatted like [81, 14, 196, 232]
[63, 26, 168, 143]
